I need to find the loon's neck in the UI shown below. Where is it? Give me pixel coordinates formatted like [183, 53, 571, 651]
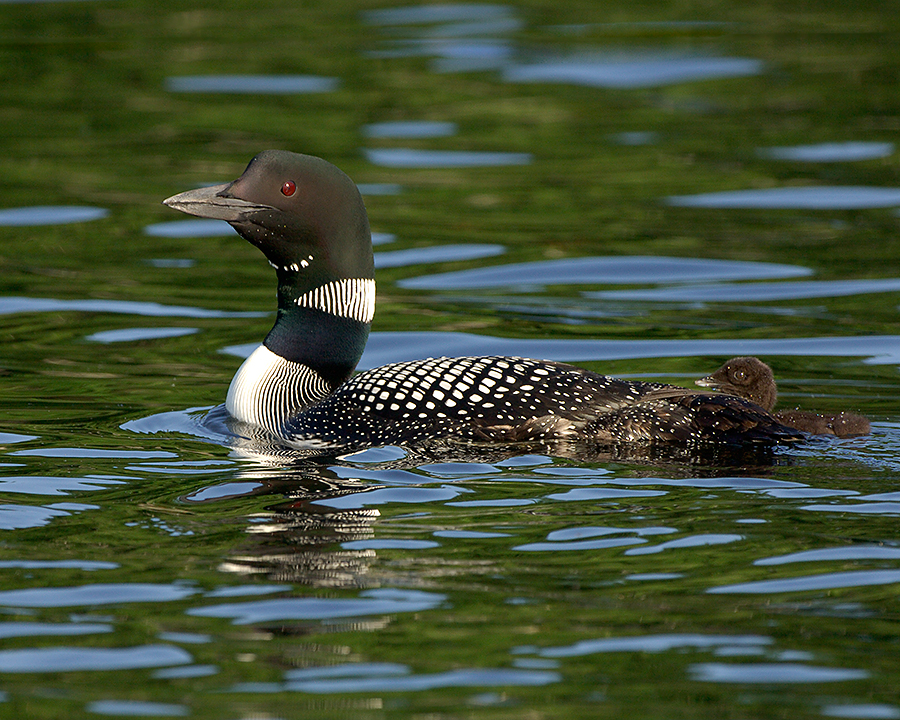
[226, 271, 375, 434]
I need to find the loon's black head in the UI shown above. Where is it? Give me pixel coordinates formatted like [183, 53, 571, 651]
[163, 150, 374, 284]
[696, 356, 777, 412]
[163, 151, 375, 389]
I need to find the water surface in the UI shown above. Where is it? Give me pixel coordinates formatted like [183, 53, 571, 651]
[1, 1, 899, 719]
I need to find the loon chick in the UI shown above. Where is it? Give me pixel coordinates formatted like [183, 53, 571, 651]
[696, 356, 870, 438]
[163, 150, 802, 451]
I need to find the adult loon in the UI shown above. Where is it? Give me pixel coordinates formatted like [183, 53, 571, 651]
[163, 150, 802, 451]
[697, 356, 870, 438]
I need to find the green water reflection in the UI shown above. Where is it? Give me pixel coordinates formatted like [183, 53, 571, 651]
[1, 0, 899, 718]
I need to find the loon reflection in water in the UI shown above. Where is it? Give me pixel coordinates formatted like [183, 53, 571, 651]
[163, 150, 802, 454]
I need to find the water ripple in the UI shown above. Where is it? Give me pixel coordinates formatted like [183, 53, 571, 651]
[363, 121, 458, 138]
[0, 583, 198, 607]
[755, 547, 900, 565]
[0, 645, 192, 673]
[375, 244, 505, 268]
[187, 588, 446, 624]
[143, 219, 236, 238]
[165, 75, 339, 93]
[822, 704, 900, 719]
[398, 255, 810, 290]
[0, 559, 117, 570]
[0, 476, 128, 496]
[591, 277, 900, 303]
[504, 52, 763, 89]
[86, 327, 199, 343]
[625, 533, 742, 556]
[537, 633, 771, 657]
[667, 186, 900, 209]
[689, 662, 869, 683]
[364, 148, 532, 168]
[708, 569, 900, 594]
[757, 142, 894, 163]
[86, 700, 189, 717]
[0, 622, 112, 639]
[283, 667, 560, 693]
[0, 297, 263, 319]
[357, 331, 900, 368]
[0, 206, 108, 226]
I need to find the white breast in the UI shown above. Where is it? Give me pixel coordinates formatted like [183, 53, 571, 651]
[226, 344, 331, 435]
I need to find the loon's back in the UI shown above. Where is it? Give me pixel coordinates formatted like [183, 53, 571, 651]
[283, 356, 801, 449]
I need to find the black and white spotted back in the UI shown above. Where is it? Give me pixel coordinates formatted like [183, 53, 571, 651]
[281, 355, 799, 450]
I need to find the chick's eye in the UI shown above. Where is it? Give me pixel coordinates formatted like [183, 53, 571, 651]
[733, 369, 746, 382]
[281, 180, 296, 197]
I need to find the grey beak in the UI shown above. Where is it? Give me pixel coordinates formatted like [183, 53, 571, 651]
[163, 183, 273, 222]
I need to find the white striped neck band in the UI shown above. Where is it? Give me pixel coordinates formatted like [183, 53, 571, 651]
[294, 278, 375, 324]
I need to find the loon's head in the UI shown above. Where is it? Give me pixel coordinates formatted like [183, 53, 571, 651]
[163, 150, 374, 286]
[696, 356, 777, 412]
[163, 151, 375, 397]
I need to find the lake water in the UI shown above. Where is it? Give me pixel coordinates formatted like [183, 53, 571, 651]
[1, 1, 899, 718]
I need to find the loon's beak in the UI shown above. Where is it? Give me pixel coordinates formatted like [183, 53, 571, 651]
[163, 183, 273, 222]
[695, 375, 720, 391]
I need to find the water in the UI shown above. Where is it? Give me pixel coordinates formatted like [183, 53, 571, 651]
[2, 1, 900, 718]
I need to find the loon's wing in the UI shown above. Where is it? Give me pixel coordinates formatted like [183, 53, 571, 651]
[588, 386, 804, 444]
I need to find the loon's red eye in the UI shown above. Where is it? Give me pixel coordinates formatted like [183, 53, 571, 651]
[281, 180, 296, 197]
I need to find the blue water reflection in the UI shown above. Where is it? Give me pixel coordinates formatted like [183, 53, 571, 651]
[398, 256, 811, 290]
[0, 503, 97, 530]
[368, 39, 513, 72]
[709, 570, 900, 594]
[86, 700, 189, 717]
[0, 560, 117, 570]
[0, 475, 127, 495]
[152, 665, 218, 679]
[609, 131, 661, 145]
[591, 277, 900, 302]
[364, 148, 532, 167]
[376, 244, 504, 268]
[667, 186, 900, 209]
[356, 331, 900, 368]
[144, 259, 196, 268]
[187, 588, 446, 624]
[165, 75, 339, 94]
[415, 17, 523, 38]
[0, 622, 112, 639]
[535, 633, 771, 657]
[625, 533, 742, 556]
[232, 664, 558, 694]
[0, 583, 197, 606]
[755, 547, 900, 565]
[757, 142, 895, 162]
[0, 206, 108, 226]
[822, 704, 900, 719]
[371, 232, 396, 245]
[0, 646, 191, 673]
[0, 297, 263, 318]
[504, 53, 763, 88]
[0, 431, 38, 444]
[690, 662, 868, 683]
[358, 183, 403, 196]
[86, 328, 199, 343]
[362, 4, 516, 25]
[363, 121, 458, 138]
[144, 219, 236, 238]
